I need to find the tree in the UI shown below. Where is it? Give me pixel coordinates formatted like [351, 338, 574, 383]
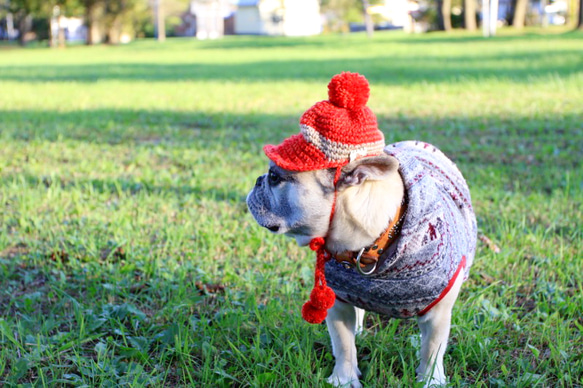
[83, 0, 102, 45]
[82, 0, 150, 45]
[6, 0, 42, 45]
[102, 0, 146, 44]
[464, 0, 477, 30]
[361, 0, 373, 37]
[512, 0, 528, 28]
[435, 0, 452, 30]
[578, 0, 583, 28]
[442, 0, 452, 30]
[320, 0, 382, 33]
[154, 0, 165, 41]
[0, 0, 8, 18]
[320, 0, 362, 32]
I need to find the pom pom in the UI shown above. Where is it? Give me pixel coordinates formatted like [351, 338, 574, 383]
[327, 72, 370, 110]
[309, 285, 336, 310]
[309, 237, 325, 252]
[301, 301, 328, 324]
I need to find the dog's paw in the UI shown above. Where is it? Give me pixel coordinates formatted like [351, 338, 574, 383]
[417, 373, 447, 388]
[417, 363, 446, 387]
[422, 379, 447, 388]
[327, 366, 362, 388]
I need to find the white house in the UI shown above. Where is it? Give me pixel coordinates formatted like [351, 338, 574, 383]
[190, 0, 234, 39]
[234, 0, 321, 36]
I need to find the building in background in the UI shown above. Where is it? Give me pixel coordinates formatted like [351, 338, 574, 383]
[234, 0, 321, 36]
[189, 0, 234, 39]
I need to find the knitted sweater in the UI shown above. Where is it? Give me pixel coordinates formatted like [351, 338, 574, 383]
[325, 141, 477, 318]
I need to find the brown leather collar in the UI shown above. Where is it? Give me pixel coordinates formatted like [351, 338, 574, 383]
[334, 199, 407, 275]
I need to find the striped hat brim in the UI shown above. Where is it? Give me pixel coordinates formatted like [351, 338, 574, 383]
[264, 126, 385, 172]
[264, 134, 341, 172]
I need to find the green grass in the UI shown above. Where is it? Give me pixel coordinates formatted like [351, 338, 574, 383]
[0, 29, 582, 386]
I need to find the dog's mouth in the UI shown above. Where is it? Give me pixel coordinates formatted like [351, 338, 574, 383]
[259, 221, 314, 247]
[259, 221, 287, 234]
[265, 224, 280, 232]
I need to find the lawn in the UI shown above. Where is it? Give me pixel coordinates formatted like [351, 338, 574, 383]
[0, 29, 582, 386]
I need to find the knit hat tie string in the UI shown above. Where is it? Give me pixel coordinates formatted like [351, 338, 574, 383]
[301, 166, 342, 324]
[301, 238, 336, 324]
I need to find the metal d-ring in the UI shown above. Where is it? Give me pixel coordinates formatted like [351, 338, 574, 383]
[356, 247, 377, 276]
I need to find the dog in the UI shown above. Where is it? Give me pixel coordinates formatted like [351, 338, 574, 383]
[246, 72, 477, 387]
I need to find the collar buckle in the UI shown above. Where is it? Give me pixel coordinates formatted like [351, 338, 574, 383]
[356, 248, 377, 276]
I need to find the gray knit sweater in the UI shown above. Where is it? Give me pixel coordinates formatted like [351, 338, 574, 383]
[325, 141, 477, 318]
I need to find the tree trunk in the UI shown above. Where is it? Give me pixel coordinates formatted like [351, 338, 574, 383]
[86, 1, 105, 45]
[362, 0, 374, 37]
[107, 15, 122, 44]
[58, 15, 66, 48]
[442, 0, 453, 30]
[513, 0, 528, 27]
[86, 22, 94, 45]
[18, 14, 31, 46]
[156, 0, 166, 42]
[505, 0, 516, 25]
[436, 0, 445, 30]
[578, 0, 583, 28]
[435, 0, 452, 30]
[464, 0, 477, 30]
[541, 0, 548, 27]
[48, 16, 55, 47]
[86, 2, 95, 45]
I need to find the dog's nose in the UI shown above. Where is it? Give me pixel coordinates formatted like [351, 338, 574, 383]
[255, 176, 263, 187]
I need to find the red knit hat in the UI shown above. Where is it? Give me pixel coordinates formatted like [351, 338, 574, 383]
[264, 72, 385, 171]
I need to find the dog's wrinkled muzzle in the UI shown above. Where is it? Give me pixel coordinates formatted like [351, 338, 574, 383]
[246, 181, 286, 235]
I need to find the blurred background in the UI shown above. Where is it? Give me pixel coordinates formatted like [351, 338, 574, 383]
[0, 0, 581, 46]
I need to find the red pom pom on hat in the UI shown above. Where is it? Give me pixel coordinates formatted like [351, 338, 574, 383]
[327, 72, 370, 110]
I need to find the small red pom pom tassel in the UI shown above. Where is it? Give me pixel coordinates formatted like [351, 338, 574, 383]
[309, 285, 336, 310]
[302, 237, 336, 324]
[301, 300, 328, 324]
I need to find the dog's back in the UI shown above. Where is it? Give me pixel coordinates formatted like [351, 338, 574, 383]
[325, 141, 477, 318]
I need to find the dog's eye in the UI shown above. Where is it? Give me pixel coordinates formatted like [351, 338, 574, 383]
[268, 170, 282, 185]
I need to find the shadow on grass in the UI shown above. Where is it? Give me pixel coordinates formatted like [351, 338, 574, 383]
[1, 52, 581, 85]
[386, 29, 583, 44]
[1, 108, 581, 195]
[1, 173, 246, 203]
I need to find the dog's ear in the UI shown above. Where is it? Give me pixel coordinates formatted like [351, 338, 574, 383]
[337, 154, 399, 188]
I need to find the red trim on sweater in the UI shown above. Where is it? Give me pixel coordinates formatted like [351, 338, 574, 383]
[417, 255, 467, 316]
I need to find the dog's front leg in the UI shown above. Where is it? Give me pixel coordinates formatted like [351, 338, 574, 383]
[326, 300, 362, 388]
[416, 273, 464, 387]
[354, 305, 365, 335]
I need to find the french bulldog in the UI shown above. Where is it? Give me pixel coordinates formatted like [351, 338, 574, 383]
[246, 73, 477, 387]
